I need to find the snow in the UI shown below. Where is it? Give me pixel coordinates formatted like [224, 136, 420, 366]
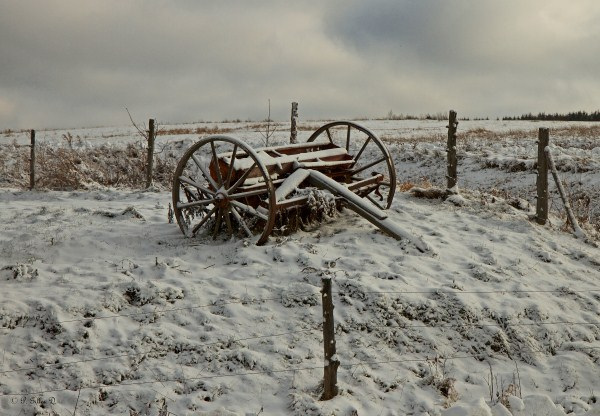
[545, 147, 587, 240]
[1, 119, 599, 415]
[229, 146, 348, 171]
[275, 169, 311, 202]
[441, 398, 492, 416]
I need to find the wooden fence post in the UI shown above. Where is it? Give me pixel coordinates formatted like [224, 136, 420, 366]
[290, 102, 298, 144]
[321, 277, 339, 400]
[545, 148, 586, 239]
[536, 128, 549, 225]
[29, 129, 35, 190]
[446, 110, 458, 193]
[146, 118, 155, 188]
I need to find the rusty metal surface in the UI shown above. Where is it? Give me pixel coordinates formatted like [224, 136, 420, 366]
[172, 121, 398, 245]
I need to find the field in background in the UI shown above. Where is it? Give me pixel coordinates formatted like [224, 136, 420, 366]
[2, 119, 599, 237]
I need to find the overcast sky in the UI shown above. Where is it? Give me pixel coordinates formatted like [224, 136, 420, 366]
[1, 0, 599, 129]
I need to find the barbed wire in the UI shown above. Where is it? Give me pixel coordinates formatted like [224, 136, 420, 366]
[3, 286, 597, 332]
[338, 320, 600, 332]
[0, 327, 321, 376]
[335, 288, 600, 296]
[0, 365, 324, 397]
[0, 291, 320, 331]
[3, 342, 599, 399]
[3, 316, 598, 378]
[2, 285, 599, 400]
[340, 344, 600, 371]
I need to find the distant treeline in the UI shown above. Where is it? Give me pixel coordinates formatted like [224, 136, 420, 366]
[503, 111, 600, 121]
[383, 110, 449, 121]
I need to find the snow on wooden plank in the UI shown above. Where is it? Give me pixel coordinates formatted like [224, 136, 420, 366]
[221, 147, 350, 171]
[275, 168, 311, 202]
[306, 169, 430, 253]
[293, 159, 354, 169]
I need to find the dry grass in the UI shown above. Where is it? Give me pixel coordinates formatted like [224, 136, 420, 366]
[399, 179, 448, 199]
[459, 127, 500, 142]
[0, 142, 177, 190]
[297, 123, 325, 132]
[158, 122, 323, 136]
[550, 124, 600, 139]
[458, 127, 536, 143]
[398, 178, 433, 192]
[556, 180, 599, 235]
[0, 129, 26, 136]
[0, 144, 28, 187]
[460, 124, 600, 143]
[157, 125, 234, 136]
[382, 124, 600, 145]
[410, 187, 447, 199]
[381, 134, 444, 144]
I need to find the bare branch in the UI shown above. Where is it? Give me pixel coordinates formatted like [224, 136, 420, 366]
[154, 142, 170, 155]
[259, 99, 277, 146]
[125, 107, 149, 140]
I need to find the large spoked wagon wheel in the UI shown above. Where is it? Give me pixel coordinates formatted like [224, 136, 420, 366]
[307, 121, 396, 209]
[172, 136, 276, 245]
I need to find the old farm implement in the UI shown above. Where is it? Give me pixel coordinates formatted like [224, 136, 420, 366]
[172, 121, 427, 251]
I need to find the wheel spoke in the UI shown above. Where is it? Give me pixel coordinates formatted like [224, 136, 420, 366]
[191, 154, 218, 190]
[174, 136, 276, 244]
[367, 194, 386, 210]
[354, 136, 372, 163]
[230, 200, 269, 221]
[228, 161, 257, 194]
[183, 186, 199, 202]
[179, 176, 215, 196]
[223, 209, 234, 236]
[212, 208, 223, 239]
[229, 188, 268, 200]
[191, 206, 218, 236]
[345, 125, 351, 151]
[351, 157, 387, 176]
[210, 140, 224, 186]
[225, 144, 238, 188]
[230, 206, 253, 237]
[177, 198, 216, 209]
[304, 121, 395, 211]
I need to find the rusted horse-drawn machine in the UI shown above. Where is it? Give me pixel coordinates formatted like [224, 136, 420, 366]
[172, 121, 427, 251]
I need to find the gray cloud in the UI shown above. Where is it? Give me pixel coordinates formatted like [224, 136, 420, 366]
[325, 0, 600, 115]
[1, 0, 599, 129]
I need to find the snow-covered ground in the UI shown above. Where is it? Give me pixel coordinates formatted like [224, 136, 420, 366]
[1, 119, 599, 415]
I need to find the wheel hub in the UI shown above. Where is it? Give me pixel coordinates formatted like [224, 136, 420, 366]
[215, 191, 229, 208]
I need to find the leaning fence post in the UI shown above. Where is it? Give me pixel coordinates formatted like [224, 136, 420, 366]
[321, 277, 339, 400]
[145, 118, 155, 188]
[536, 128, 549, 225]
[446, 110, 458, 194]
[29, 129, 35, 190]
[545, 147, 586, 239]
[290, 102, 298, 144]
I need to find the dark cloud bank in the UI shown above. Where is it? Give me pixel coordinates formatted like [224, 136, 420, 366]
[1, 0, 599, 129]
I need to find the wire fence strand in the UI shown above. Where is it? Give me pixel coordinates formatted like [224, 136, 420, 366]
[2, 285, 599, 400]
[0, 328, 320, 376]
[3, 287, 597, 332]
[338, 320, 600, 332]
[0, 292, 319, 330]
[335, 288, 600, 295]
[3, 342, 599, 398]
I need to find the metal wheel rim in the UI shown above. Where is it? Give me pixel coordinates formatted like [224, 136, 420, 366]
[172, 135, 277, 245]
[307, 121, 396, 209]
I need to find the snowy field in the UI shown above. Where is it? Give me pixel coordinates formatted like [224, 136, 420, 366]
[1, 119, 599, 415]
